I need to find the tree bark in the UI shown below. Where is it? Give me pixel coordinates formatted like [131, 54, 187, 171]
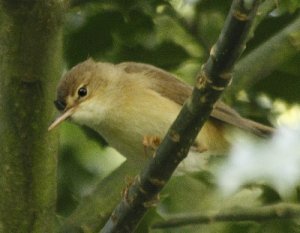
[0, 1, 66, 232]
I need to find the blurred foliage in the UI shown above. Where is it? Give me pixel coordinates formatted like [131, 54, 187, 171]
[58, 0, 300, 232]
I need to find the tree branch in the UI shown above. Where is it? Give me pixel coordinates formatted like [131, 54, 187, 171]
[152, 203, 300, 229]
[165, 0, 276, 58]
[100, 1, 260, 232]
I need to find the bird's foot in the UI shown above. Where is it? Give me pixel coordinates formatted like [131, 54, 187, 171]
[192, 142, 208, 153]
[142, 135, 161, 157]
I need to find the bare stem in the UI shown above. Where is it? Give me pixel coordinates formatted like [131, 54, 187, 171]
[152, 203, 300, 229]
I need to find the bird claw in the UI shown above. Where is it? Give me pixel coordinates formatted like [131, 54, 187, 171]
[142, 135, 161, 157]
[143, 194, 160, 208]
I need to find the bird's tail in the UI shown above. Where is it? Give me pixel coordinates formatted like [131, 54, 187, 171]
[241, 118, 274, 137]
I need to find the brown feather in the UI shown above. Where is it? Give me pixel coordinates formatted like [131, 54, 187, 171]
[118, 62, 274, 137]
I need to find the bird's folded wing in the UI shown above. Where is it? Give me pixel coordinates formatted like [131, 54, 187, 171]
[118, 62, 273, 137]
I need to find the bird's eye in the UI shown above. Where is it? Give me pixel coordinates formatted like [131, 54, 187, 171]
[78, 87, 87, 97]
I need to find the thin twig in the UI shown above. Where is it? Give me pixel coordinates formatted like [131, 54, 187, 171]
[152, 203, 300, 229]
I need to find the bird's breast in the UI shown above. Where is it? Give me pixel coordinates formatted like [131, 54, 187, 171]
[94, 89, 182, 162]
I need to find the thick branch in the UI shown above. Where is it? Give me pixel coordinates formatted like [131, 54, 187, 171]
[100, 1, 259, 233]
[152, 203, 300, 229]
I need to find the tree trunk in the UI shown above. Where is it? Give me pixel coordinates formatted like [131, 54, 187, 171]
[0, 1, 65, 232]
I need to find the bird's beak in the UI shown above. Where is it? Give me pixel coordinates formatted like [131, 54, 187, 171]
[48, 107, 75, 131]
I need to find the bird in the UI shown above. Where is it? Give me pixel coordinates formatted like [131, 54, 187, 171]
[48, 58, 273, 170]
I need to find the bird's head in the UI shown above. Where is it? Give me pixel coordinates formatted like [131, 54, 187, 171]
[48, 59, 115, 131]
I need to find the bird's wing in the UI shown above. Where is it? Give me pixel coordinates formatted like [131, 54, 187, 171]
[118, 62, 273, 136]
[118, 62, 191, 105]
